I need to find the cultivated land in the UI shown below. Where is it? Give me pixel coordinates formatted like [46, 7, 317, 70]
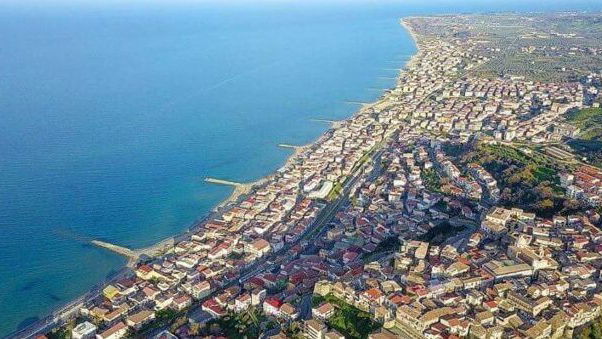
[23, 12, 602, 339]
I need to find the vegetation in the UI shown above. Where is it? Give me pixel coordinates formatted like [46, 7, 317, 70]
[421, 168, 442, 192]
[463, 143, 569, 218]
[568, 139, 602, 167]
[566, 108, 602, 167]
[361, 236, 400, 263]
[311, 294, 381, 339]
[327, 181, 344, 201]
[566, 107, 602, 140]
[47, 327, 71, 339]
[442, 143, 465, 157]
[577, 316, 602, 339]
[267, 277, 289, 295]
[204, 307, 266, 339]
[418, 221, 466, 246]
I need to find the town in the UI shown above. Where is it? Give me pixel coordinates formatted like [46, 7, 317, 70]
[34, 12, 602, 339]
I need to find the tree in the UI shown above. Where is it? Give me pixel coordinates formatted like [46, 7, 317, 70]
[189, 323, 201, 336]
[592, 323, 602, 339]
[537, 199, 554, 210]
[535, 183, 554, 199]
[563, 199, 581, 210]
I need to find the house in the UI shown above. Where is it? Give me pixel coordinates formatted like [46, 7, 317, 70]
[172, 294, 192, 311]
[279, 303, 299, 320]
[304, 319, 327, 339]
[126, 310, 155, 330]
[152, 330, 178, 339]
[246, 239, 272, 257]
[263, 297, 283, 316]
[251, 288, 266, 305]
[191, 280, 212, 299]
[234, 293, 252, 312]
[312, 302, 336, 320]
[202, 298, 226, 318]
[136, 265, 165, 281]
[96, 322, 127, 339]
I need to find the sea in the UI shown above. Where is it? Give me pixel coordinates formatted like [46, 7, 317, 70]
[0, 0, 600, 336]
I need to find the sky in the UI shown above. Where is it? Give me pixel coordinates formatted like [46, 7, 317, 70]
[3, 0, 602, 9]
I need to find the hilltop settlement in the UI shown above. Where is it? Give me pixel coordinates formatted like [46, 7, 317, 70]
[33, 12, 602, 339]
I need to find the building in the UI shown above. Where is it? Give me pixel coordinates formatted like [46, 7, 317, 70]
[72, 321, 97, 339]
[246, 238, 272, 257]
[304, 319, 327, 339]
[126, 310, 155, 330]
[96, 322, 127, 339]
[263, 297, 283, 316]
[312, 302, 336, 320]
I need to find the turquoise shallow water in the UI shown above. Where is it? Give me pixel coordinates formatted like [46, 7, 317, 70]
[0, 0, 601, 336]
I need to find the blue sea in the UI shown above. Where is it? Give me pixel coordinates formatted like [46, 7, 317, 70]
[0, 0, 600, 336]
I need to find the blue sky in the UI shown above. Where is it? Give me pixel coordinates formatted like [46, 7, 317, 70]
[3, 0, 602, 8]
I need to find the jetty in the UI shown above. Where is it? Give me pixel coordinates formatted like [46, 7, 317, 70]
[310, 118, 339, 124]
[344, 100, 370, 105]
[205, 176, 270, 210]
[92, 240, 137, 260]
[91, 238, 175, 266]
[278, 144, 302, 149]
[204, 177, 243, 187]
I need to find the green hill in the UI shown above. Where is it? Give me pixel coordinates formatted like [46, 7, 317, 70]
[566, 107, 602, 167]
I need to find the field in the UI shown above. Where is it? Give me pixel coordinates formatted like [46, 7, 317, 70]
[410, 13, 602, 81]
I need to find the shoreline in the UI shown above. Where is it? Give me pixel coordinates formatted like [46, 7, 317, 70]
[102, 19, 422, 261]
[108, 13, 421, 287]
[8, 18, 421, 339]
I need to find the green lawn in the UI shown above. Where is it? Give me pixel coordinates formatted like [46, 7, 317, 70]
[311, 294, 381, 339]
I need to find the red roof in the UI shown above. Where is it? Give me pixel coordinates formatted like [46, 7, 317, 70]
[264, 297, 282, 309]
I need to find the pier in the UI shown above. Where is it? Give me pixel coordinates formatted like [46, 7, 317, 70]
[310, 118, 338, 124]
[204, 177, 243, 187]
[278, 144, 302, 149]
[205, 176, 270, 210]
[344, 100, 370, 105]
[91, 238, 175, 266]
[92, 240, 136, 259]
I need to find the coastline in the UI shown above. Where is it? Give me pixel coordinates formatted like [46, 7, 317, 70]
[107, 16, 422, 274]
[8, 18, 421, 339]
[109, 15, 421, 278]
